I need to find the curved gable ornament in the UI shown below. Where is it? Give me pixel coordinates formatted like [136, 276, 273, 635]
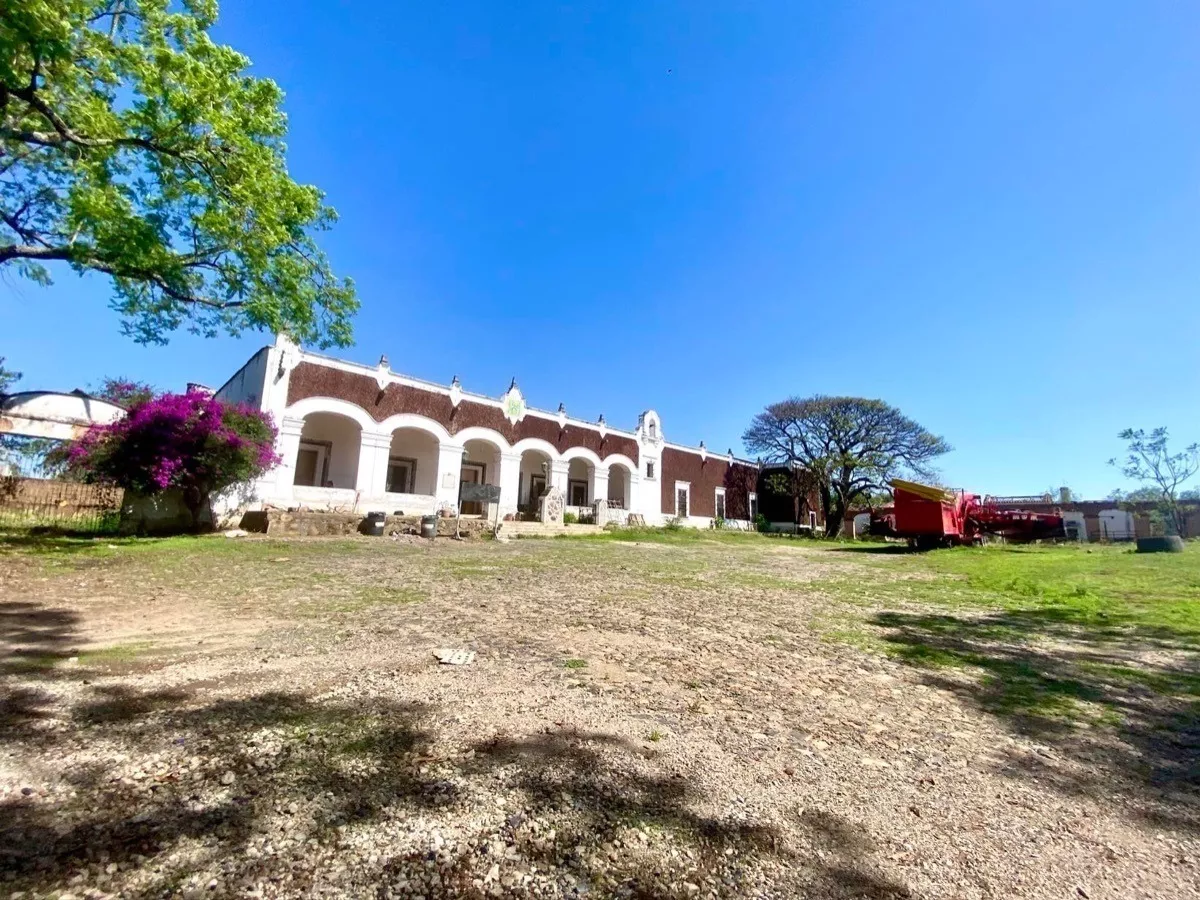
[374, 355, 392, 392]
[501, 380, 527, 426]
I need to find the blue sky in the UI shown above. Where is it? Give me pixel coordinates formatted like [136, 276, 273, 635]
[4, 1, 1198, 499]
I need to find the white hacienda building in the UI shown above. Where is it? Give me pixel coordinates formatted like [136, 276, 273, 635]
[215, 335, 762, 528]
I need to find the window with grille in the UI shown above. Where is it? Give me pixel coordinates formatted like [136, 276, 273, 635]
[675, 482, 690, 517]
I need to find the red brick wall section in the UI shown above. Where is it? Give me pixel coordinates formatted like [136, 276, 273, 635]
[286, 362, 638, 463]
[659, 448, 759, 519]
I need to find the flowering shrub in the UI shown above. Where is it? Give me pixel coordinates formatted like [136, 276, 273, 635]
[67, 390, 280, 528]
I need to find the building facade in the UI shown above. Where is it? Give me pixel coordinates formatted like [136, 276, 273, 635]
[216, 336, 763, 527]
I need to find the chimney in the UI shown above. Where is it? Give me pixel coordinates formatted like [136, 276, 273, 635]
[1059, 486, 1071, 505]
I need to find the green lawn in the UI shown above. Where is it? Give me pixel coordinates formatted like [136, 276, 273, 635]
[827, 542, 1200, 733]
[842, 541, 1200, 642]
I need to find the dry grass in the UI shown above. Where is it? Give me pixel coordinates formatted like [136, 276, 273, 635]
[0, 532, 1196, 899]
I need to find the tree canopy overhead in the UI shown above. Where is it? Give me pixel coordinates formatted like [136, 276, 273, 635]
[1, 0, 357, 346]
[743, 395, 950, 538]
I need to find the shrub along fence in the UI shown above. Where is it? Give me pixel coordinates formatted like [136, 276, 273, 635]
[0, 476, 123, 534]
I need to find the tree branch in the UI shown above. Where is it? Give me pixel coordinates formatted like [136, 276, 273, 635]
[0, 243, 244, 310]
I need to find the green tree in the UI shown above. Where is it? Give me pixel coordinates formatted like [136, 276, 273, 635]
[1, 1, 356, 346]
[763, 466, 819, 535]
[92, 376, 154, 407]
[0, 356, 20, 395]
[1109, 428, 1199, 536]
[744, 396, 950, 539]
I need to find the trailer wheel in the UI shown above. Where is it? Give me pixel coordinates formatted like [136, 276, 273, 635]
[1135, 536, 1185, 554]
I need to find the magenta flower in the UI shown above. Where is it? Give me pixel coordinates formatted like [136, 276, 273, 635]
[66, 390, 280, 522]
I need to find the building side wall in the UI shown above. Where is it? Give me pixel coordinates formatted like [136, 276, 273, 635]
[659, 448, 759, 521]
[214, 348, 270, 409]
[286, 362, 639, 464]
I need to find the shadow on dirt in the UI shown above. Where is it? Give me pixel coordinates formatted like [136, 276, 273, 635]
[2, 604, 914, 899]
[871, 609, 1200, 834]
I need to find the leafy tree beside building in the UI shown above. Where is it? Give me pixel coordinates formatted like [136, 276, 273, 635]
[1, 0, 357, 346]
[744, 396, 949, 539]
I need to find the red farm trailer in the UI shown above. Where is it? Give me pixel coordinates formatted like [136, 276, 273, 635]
[870, 479, 1065, 549]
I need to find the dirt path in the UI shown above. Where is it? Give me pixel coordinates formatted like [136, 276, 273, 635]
[0, 535, 1195, 899]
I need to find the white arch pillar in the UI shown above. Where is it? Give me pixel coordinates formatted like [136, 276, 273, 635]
[269, 416, 306, 504]
[355, 431, 393, 497]
[435, 442, 466, 510]
[592, 465, 609, 509]
[498, 452, 522, 518]
[549, 459, 570, 497]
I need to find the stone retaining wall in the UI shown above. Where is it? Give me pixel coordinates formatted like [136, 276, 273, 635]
[238, 509, 493, 538]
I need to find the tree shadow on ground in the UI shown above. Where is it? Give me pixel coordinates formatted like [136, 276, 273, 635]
[0, 601, 87, 744]
[0, 670, 914, 899]
[871, 609, 1200, 834]
[0, 533, 123, 556]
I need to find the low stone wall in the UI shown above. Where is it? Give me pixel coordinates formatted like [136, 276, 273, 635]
[239, 509, 493, 538]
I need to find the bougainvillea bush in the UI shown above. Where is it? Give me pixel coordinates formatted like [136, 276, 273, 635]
[67, 390, 280, 529]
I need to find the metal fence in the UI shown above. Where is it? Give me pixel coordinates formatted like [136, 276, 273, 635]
[0, 476, 123, 534]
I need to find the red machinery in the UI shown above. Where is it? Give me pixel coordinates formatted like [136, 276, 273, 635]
[870, 479, 1065, 549]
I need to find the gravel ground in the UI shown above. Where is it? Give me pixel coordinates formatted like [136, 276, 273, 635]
[0, 535, 1196, 899]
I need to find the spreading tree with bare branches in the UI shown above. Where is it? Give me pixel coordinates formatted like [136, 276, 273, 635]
[1110, 428, 1199, 537]
[743, 396, 950, 538]
[1, 1, 356, 345]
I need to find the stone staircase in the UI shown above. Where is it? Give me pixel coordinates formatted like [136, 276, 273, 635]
[497, 521, 604, 539]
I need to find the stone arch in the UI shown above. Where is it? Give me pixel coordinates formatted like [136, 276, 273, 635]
[284, 396, 376, 435]
[377, 412, 452, 444]
[513, 438, 557, 514]
[600, 452, 637, 473]
[560, 446, 603, 467]
[603, 454, 636, 511]
[292, 410, 364, 490]
[452, 426, 511, 454]
[511, 437, 561, 460]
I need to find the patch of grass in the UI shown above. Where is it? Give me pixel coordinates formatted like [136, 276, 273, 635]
[562, 658, 588, 669]
[811, 543, 1200, 733]
[647, 729, 664, 742]
[1077, 661, 1200, 699]
[845, 543, 1200, 643]
[4, 651, 66, 673]
[76, 641, 156, 665]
